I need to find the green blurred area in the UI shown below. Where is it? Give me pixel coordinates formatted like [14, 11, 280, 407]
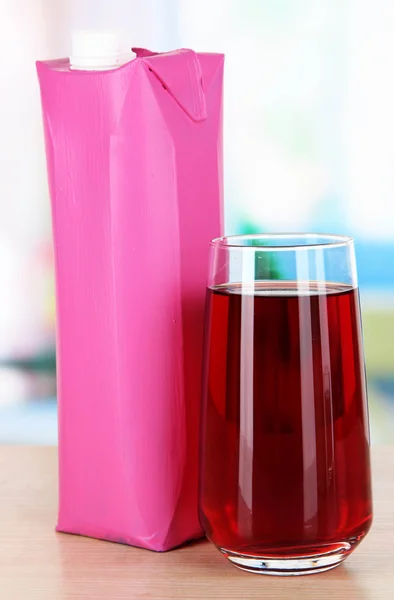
[363, 309, 394, 444]
[363, 310, 394, 376]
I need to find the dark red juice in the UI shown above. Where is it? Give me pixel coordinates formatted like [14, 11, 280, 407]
[200, 282, 372, 557]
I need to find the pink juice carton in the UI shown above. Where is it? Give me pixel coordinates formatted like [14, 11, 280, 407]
[37, 32, 224, 551]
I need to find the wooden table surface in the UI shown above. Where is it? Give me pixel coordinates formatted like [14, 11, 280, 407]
[0, 446, 393, 600]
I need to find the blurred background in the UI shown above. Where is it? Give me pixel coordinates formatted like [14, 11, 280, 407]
[0, 0, 393, 444]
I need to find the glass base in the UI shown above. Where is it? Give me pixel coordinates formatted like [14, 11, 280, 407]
[220, 542, 353, 576]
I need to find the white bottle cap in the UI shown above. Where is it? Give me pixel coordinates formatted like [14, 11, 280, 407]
[70, 30, 134, 70]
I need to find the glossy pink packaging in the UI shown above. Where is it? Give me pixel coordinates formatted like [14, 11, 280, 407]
[36, 48, 224, 551]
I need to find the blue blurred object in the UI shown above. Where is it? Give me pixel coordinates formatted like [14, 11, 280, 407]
[0, 397, 57, 445]
[353, 241, 394, 290]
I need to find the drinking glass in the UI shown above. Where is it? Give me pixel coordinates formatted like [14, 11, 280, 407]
[199, 234, 372, 575]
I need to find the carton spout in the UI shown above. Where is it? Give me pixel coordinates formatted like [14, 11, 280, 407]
[70, 30, 135, 70]
[70, 0, 135, 70]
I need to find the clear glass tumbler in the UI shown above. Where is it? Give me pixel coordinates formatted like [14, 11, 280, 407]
[199, 234, 372, 575]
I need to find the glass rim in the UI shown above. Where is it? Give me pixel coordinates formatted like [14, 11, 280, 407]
[210, 233, 354, 251]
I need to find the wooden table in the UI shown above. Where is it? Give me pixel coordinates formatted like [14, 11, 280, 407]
[0, 446, 393, 599]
